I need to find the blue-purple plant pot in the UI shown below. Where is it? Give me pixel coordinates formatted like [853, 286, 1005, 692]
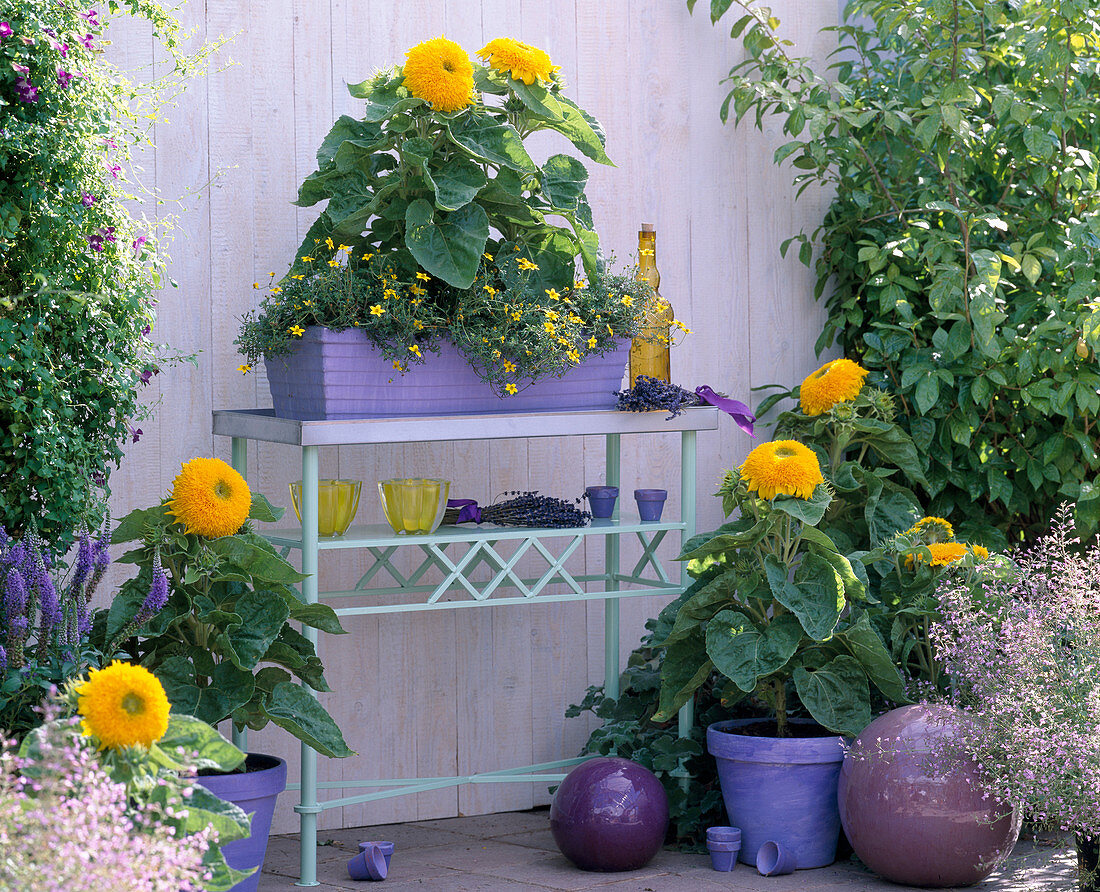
[266, 327, 630, 419]
[634, 489, 667, 522]
[586, 486, 619, 519]
[197, 754, 288, 892]
[707, 720, 845, 869]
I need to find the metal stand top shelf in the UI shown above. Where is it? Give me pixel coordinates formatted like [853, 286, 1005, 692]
[212, 406, 718, 446]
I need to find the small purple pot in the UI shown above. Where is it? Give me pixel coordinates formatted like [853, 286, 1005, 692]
[707, 834, 742, 872]
[634, 489, 667, 522]
[757, 841, 796, 876]
[358, 841, 395, 868]
[348, 845, 388, 881]
[706, 826, 742, 844]
[585, 486, 619, 519]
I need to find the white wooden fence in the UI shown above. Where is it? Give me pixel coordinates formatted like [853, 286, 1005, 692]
[104, 0, 838, 831]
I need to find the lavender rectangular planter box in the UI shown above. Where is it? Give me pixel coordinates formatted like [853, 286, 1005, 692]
[265, 326, 630, 420]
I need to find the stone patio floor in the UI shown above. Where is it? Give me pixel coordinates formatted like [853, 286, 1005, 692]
[256, 808, 1077, 891]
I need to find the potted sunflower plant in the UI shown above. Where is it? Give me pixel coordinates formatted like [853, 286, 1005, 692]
[15, 661, 255, 891]
[235, 36, 659, 419]
[95, 457, 352, 892]
[653, 359, 931, 867]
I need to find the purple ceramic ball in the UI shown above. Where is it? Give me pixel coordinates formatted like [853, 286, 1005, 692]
[838, 705, 1022, 887]
[549, 757, 669, 872]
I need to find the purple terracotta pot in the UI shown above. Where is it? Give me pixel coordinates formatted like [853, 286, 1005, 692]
[197, 754, 287, 892]
[549, 757, 669, 872]
[265, 327, 630, 419]
[708, 719, 846, 869]
[838, 705, 1021, 887]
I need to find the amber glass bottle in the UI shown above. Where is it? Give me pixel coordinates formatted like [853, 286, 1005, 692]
[628, 223, 674, 385]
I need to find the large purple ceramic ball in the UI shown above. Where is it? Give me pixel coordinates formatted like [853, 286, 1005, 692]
[549, 757, 669, 872]
[839, 705, 1021, 887]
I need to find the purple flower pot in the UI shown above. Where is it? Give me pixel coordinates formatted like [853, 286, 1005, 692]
[265, 327, 630, 419]
[708, 846, 739, 871]
[196, 754, 288, 892]
[549, 757, 669, 872]
[358, 841, 395, 868]
[585, 486, 619, 519]
[757, 841, 797, 876]
[634, 489, 667, 522]
[707, 720, 846, 869]
[838, 705, 1021, 887]
[347, 844, 388, 881]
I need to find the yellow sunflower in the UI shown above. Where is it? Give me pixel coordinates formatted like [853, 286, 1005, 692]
[799, 359, 870, 416]
[906, 516, 955, 543]
[402, 37, 475, 112]
[167, 457, 251, 538]
[906, 541, 969, 569]
[740, 440, 824, 500]
[477, 37, 558, 85]
[970, 544, 990, 561]
[77, 661, 170, 750]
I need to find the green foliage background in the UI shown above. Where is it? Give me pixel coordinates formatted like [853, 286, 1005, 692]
[0, 1, 214, 540]
[701, 0, 1100, 541]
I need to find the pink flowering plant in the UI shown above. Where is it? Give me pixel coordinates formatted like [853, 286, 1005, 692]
[0, 715, 212, 891]
[931, 505, 1100, 835]
[14, 679, 253, 890]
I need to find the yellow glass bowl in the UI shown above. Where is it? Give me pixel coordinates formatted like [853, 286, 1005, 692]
[378, 478, 450, 535]
[289, 479, 362, 537]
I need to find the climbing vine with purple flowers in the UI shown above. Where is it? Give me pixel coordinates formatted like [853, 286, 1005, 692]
[0, 1, 219, 541]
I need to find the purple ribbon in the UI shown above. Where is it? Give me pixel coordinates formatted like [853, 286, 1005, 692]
[447, 498, 482, 524]
[695, 385, 756, 438]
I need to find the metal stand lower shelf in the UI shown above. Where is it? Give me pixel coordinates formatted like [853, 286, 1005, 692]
[213, 407, 718, 886]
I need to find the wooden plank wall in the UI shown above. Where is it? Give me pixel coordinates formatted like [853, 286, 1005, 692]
[103, 0, 838, 833]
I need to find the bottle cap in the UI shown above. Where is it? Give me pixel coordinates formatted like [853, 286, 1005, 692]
[641, 222, 655, 232]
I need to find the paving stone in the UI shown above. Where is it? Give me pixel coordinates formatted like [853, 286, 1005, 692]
[259, 809, 1075, 891]
[464, 851, 672, 891]
[493, 828, 560, 851]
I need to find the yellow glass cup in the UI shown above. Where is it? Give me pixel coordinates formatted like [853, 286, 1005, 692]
[378, 478, 450, 535]
[289, 479, 362, 537]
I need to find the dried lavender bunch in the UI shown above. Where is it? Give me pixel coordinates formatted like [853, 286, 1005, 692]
[616, 375, 701, 419]
[443, 492, 590, 528]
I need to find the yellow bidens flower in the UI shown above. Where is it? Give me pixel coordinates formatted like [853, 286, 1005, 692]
[289, 325, 305, 337]
[505, 383, 518, 394]
[907, 516, 955, 543]
[370, 305, 385, 316]
[799, 359, 869, 416]
[908, 542, 969, 568]
[167, 457, 252, 539]
[409, 344, 422, 357]
[409, 284, 426, 296]
[238, 364, 251, 374]
[517, 257, 539, 271]
[740, 439, 824, 501]
[483, 252, 494, 261]
[77, 661, 170, 750]
[545, 288, 560, 300]
[415, 271, 431, 281]
[477, 38, 558, 85]
[587, 336, 598, 348]
[402, 37, 475, 113]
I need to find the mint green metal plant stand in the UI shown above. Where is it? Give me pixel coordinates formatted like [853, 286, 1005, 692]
[213, 407, 718, 886]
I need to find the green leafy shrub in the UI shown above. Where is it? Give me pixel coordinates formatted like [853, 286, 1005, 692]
[695, 0, 1100, 541]
[0, 2, 216, 539]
